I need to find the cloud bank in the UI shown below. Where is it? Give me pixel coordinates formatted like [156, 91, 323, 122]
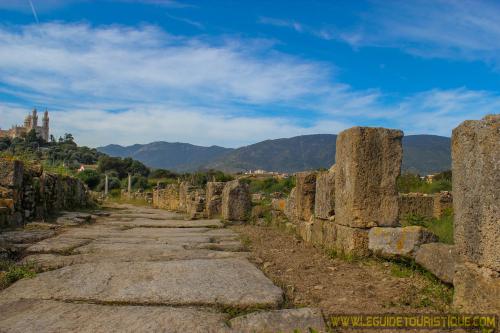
[0, 22, 497, 147]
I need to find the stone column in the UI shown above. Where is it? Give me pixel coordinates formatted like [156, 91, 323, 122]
[452, 115, 499, 312]
[334, 127, 403, 255]
[104, 174, 109, 197]
[128, 174, 132, 194]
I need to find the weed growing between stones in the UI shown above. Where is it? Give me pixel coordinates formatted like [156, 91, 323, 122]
[401, 208, 454, 244]
[382, 258, 453, 311]
[0, 259, 37, 289]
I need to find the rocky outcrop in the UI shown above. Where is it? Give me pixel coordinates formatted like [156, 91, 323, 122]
[221, 180, 251, 222]
[451, 115, 499, 312]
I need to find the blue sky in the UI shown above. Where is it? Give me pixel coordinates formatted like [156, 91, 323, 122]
[0, 0, 499, 147]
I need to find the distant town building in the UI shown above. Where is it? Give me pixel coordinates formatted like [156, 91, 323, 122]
[0, 108, 50, 141]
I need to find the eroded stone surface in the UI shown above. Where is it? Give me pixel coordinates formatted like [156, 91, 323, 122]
[368, 226, 438, 259]
[25, 236, 92, 254]
[106, 218, 223, 228]
[415, 243, 456, 284]
[229, 308, 326, 333]
[335, 127, 403, 228]
[222, 180, 251, 222]
[452, 115, 500, 272]
[1, 259, 283, 308]
[0, 300, 231, 333]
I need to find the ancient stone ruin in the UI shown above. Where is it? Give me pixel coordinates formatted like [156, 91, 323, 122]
[451, 115, 499, 312]
[0, 158, 94, 229]
[153, 179, 251, 222]
[264, 118, 499, 314]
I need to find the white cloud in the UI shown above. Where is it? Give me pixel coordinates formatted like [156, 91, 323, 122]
[338, 0, 500, 66]
[0, 22, 497, 148]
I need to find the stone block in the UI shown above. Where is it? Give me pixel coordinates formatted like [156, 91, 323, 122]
[415, 243, 456, 284]
[294, 171, 316, 222]
[310, 218, 325, 247]
[178, 181, 191, 212]
[335, 224, 370, 256]
[0, 198, 14, 211]
[323, 221, 337, 250]
[452, 115, 500, 271]
[453, 262, 500, 313]
[0, 158, 23, 188]
[206, 182, 225, 218]
[368, 226, 437, 258]
[335, 127, 403, 228]
[221, 180, 251, 222]
[297, 220, 312, 243]
[314, 168, 335, 220]
[271, 198, 287, 212]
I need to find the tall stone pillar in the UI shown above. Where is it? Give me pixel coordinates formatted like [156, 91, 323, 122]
[334, 127, 403, 255]
[104, 174, 109, 196]
[128, 174, 132, 194]
[452, 115, 500, 312]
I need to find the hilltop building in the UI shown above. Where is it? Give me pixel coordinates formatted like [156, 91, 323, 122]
[0, 108, 50, 141]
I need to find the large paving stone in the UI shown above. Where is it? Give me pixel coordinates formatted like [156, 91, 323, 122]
[0, 230, 56, 244]
[23, 250, 250, 270]
[0, 299, 231, 333]
[25, 236, 92, 254]
[229, 308, 326, 333]
[335, 126, 403, 228]
[107, 218, 223, 228]
[452, 115, 500, 271]
[0, 259, 283, 308]
[415, 243, 456, 284]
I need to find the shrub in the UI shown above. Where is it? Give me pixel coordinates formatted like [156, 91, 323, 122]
[76, 169, 101, 189]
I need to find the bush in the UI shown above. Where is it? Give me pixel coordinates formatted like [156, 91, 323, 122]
[397, 172, 452, 194]
[76, 169, 101, 189]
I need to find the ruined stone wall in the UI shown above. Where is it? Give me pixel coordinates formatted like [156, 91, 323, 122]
[0, 158, 93, 228]
[398, 193, 435, 219]
[206, 182, 225, 218]
[221, 180, 251, 222]
[153, 184, 180, 211]
[451, 115, 499, 313]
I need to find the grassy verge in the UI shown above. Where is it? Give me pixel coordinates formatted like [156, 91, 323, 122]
[0, 260, 37, 290]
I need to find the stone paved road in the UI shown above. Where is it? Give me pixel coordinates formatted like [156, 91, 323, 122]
[0, 204, 326, 333]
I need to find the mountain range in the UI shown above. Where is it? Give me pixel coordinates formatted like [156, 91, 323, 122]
[98, 134, 451, 175]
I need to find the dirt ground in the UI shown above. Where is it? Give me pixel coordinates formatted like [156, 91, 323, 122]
[232, 224, 453, 318]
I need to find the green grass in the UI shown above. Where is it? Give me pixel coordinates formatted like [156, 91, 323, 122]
[0, 260, 37, 290]
[401, 208, 454, 244]
[384, 258, 453, 311]
[246, 176, 295, 195]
